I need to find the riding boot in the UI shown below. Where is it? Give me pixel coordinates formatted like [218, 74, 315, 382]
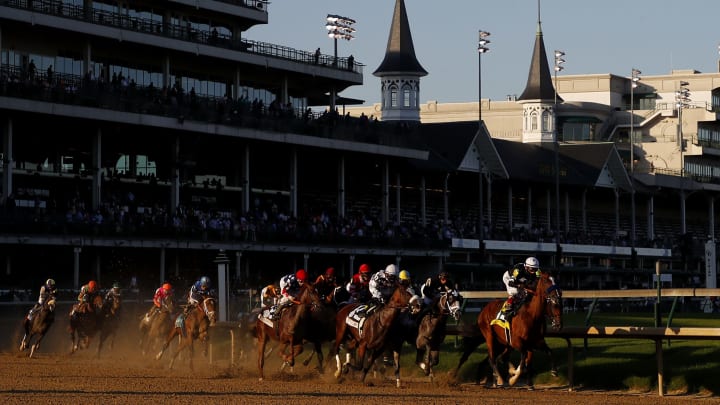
[499, 297, 514, 320]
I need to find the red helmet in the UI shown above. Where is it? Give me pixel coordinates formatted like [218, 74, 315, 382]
[162, 283, 172, 291]
[325, 267, 335, 277]
[359, 264, 370, 274]
[88, 280, 97, 291]
[296, 269, 308, 282]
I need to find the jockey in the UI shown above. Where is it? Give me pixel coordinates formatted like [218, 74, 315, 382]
[145, 282, 172, 320]
[185, 276, 215, 315]
[27, 278, 57, 321]
[500, 256, 542, 320]
[421, 271, 456, 307]
[268, 269, 308, 320]
[314, 267, 337, 304]
[104, 282, 121, 304]
[369, 264, 399, 306]
[71, 280, 99, 318]
[260, 284, 279, 308]
[346, 263, 371, 303]
[399, 269, 417, 296]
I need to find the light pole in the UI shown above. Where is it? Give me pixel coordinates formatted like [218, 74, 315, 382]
[326, 14, 356, 67]
[630, 68, 641, 269]
[477, 30, 490, 249]
[675, 80, 691, 176]
[554, 50, 565, 268]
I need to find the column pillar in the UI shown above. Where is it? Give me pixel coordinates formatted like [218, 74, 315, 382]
[91, 128, 102, 210]
[2, 118, 12, 205]
[337, 156, 345, 218]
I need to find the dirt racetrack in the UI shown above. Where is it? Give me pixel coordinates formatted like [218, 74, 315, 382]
[1, 304, 717, 405]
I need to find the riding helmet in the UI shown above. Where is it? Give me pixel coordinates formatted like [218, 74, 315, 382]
[359, 263, 370, 274]
[399, 270, 411, 281]
[384, 264, 399, 277]
[46, 278, 55, 286]
[200, 276, 210, 287]
[524, 256, 540, 269]
[112, 282, 120, 289]
[295, 269, 308, 282]
[162, 282, 172, 291]
[88, 280, 97, 291]
[325, 267, 335, 277]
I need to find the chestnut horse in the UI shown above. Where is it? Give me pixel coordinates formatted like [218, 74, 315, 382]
[255, 282, 321, 380]
[457, 271, 562, 388]
[139, 295, 176, 356]
[20, 300, 56, 358]
[69, 294, 104, 354]
[97, 293, 122, 357]
[155, 296, 217, 369]
[332, 284, 415, 387]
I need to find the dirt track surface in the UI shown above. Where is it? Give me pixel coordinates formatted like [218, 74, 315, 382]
[2, 306, 718, 405]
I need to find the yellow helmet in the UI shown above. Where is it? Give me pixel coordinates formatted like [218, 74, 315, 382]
[399, 270, 411, 281]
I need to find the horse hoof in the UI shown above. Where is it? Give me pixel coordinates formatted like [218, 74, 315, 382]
[527, 385, 535, 391]
[551, 370, 559, 377]
[396, 379, 401, 388]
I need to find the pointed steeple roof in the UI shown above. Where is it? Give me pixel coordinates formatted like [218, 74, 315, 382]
[517, 21, 561, 102]
[373, 0, 427, 77]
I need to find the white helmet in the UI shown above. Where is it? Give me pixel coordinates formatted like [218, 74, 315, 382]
[525, 256, 540, 269]
[385, 264, 399, 277]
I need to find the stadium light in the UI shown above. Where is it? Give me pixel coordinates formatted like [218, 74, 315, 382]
[326, 14, 356, 66]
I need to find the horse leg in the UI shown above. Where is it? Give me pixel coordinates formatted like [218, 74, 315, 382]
[360, 347, 381, 385]
[508, 350, 527, 386]
[486, 339, 506, 387]
[257, 326, 268, 381]
[536, 339, 558, 377]
[392, 347, 401, 388]
[450, 334, 483, 380]
[29, 334, 42, 358]
[169, 333, 191, 370]
[155, 326, 179, 361]
[524, 350, 535, 390]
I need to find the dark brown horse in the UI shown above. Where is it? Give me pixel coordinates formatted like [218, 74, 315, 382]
[255, 283, 321, 380]
[139, 295, 176, 356]
[69, 294, 104, 354]
[461, 271, 562, 387]
[301, 285, 340, 371]
[20, 300, 56, 358]
[97, 293, 122, 357]
[414, 291, 463, 379]
[331, 284, 415, 387]
[155, 296, 217, 369]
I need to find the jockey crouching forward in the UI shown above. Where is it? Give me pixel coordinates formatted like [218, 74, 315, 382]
[185, 276, 215, 315]
[499, 256, 542, 321]
[268, 269, 308, 321]
[365, 264, 399, 315]
[28, 278, 57, 321]
[70, 280, 99, 319]
[145, 283, 172, 322]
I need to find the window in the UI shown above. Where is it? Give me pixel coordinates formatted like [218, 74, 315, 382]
[531, 112, 538, 131]
[402, 84, 412, 107]
[390, 85, 398, 107]
[542, 111, 549, 131]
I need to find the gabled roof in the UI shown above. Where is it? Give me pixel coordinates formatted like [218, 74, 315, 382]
[517, 22, 561, 102]
[373, 0, 427, 77]
[492, 140, 631, 190]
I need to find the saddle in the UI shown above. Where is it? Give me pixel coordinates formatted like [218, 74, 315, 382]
[345, 303, 379, 337]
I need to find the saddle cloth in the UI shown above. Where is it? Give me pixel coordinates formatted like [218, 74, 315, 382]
[490, 310, 512, 343]
[258, 309, 274, 328]
[345, 304, 377, 337]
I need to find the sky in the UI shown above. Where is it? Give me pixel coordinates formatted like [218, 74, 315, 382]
[250, 0, 720, 106]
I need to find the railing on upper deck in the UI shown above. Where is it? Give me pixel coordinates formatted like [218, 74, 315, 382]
[1, 0, 363, 75]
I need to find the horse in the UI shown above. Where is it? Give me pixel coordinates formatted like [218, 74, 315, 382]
[331, 284, 416, 387]
[413, 290, 463, 379]
[255, 283, 321, 381]
[19, 300, 56, 358]
[69, 294, 105, 354]
[139, 295, 176, 356]
[456, 271, 562, 388]
[301, 285, 339, 371]
[96, 293, 122, 357]
[155, 296, 217, 370]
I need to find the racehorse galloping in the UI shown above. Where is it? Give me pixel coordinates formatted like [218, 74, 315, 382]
[332, 284, 415, 387]
[97, 293, 122, 357]
[255, 283, 321, 381]
[155, 297, 216, 370]
[450, 277, 562, 385]
[139, 295, 175, 356]
[20, 301, 55, 358]
[302, 286, 339, 372]
[414, 291, 463, 379]
[69, 294, 104, 354]
[477, 271, 562, 387]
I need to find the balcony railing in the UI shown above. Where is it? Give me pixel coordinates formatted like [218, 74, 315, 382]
[1, 0, 363, 75]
